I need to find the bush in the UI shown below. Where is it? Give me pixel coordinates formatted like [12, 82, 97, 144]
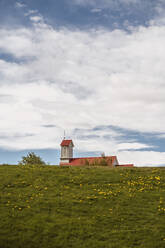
[84, 159, 90, 166]
[18, 152, 46, 166]
[99, 157, 108, 166]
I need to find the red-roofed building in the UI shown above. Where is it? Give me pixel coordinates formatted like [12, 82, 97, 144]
[60, 139, 134, 167]
[61, 156, 119, 167]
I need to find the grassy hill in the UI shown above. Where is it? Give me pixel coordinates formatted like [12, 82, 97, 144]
[0, 165, 165, 248]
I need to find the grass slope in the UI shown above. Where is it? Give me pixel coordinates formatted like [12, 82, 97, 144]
[0, 165, 165, 248]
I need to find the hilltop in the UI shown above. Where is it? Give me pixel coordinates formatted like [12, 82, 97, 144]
[0, 165, 165, 248]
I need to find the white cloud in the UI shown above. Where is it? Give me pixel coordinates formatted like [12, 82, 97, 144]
[30, 16, 44, 23]
[117, 151, 165, 167]
[117, 143, 154, 150]
[15, 2, 26, 8]
[25, 10, 38, 17]
[1, 17, 165, 165]
[91, 8, 102, 13]
[71, 0, 138, 8]
[0, 29, 34, 58]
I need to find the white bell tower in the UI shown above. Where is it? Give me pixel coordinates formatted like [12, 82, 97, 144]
[60, 139, 74, 164]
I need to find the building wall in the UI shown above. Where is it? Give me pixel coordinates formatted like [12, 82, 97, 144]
[61, 146, 68, 159]
[69, 143, 73, 158]
[61, 144, 73, 160]
[60, 159, 70, 164]
[113, 158, 119, 166]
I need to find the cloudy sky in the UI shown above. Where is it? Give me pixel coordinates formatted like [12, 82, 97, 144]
[0, 0, 165, 166]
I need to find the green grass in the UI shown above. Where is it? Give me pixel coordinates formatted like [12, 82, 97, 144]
[0, 165, 165, 248]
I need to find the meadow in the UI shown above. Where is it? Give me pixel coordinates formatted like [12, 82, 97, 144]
[0, 165, 165, 248]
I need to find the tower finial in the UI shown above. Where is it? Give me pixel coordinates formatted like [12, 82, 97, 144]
[64, 130, 66, 140]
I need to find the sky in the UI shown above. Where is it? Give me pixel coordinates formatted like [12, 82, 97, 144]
[0, 0, 165, 166]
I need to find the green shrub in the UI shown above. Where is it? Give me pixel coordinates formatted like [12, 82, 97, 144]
[84, 159, 90, 166]
[99, 157, 108, 166]
[18, 152, 46, 166]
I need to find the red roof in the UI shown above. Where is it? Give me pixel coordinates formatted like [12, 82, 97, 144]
[60, 140, 73, 147]
[118, 164, 134, 167]
[60, 156, 118, 166]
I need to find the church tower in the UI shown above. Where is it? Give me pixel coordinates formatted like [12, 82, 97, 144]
[60, 139, 74, 164]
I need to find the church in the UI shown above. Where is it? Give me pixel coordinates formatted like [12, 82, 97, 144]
[60, 139, 134, 167]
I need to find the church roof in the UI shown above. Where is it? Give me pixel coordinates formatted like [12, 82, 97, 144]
[60, 139, 74, 147]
